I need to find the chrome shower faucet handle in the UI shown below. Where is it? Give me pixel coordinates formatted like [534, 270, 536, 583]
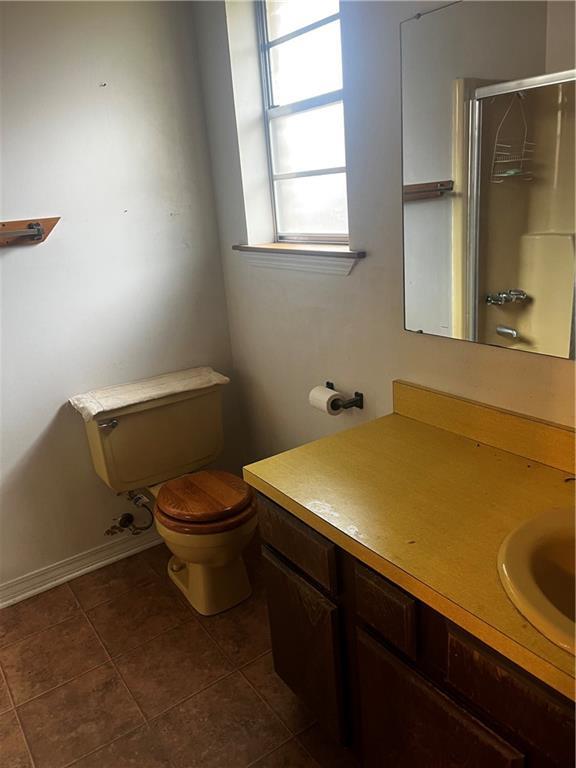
[486, 289, 529, 306]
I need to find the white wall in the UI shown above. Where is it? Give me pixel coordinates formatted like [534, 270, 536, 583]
[0, 2, 233, 585]
[226, 0, 275, 245]
[194, 0, 575, 466]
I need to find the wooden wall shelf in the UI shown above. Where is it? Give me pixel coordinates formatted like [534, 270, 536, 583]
[0, 217, 60, 247]
[403, 180, 454, 202]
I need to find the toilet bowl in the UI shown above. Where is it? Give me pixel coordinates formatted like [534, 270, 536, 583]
[152, 470, 258, 615]
[70, 367, 257, 617]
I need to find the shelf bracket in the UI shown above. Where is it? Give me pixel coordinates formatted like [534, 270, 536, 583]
[0, 217, 60, 247]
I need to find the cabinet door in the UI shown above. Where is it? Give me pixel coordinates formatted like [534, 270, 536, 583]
[262, 546, 345, 741]
[357, 629, 525, 768]
[447, 630, 575, 768]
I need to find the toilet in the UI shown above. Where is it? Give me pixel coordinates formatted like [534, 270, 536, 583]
[70, 367, 257, 615]
[152, 470, 257, 615]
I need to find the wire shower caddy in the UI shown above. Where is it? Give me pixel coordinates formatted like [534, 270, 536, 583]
[490, 91, 535, 183]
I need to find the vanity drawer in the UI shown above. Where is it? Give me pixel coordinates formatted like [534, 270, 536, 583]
[357, 629, 524, 768]
[257, 493, 338, 594]
[446, 630, 575, 767]
[355, 562, 417, 659]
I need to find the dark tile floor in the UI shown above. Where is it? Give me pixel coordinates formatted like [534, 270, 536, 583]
[0, 543, 359, 768]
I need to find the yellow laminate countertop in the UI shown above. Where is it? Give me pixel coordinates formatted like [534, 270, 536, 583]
[244, 401, 575, 700]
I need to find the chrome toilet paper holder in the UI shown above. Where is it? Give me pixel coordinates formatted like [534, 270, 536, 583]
[325, 381, 364, 410]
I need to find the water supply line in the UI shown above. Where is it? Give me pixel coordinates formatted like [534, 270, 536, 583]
[104, 491, 155, 536]
[127, 491, 155, 534]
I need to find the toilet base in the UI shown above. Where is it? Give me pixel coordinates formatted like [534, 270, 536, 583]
[154, 509, 258, 616]
[167, 554, 252, 616]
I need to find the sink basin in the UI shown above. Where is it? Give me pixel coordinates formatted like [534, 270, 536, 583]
[498, 509, 575, 654]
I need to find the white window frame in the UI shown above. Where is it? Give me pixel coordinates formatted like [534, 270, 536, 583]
[256, 1, 348, 244]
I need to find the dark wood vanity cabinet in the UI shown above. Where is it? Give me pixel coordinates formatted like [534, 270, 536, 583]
[257, 493, 575, 768]
[262, 547, 345, 741]
[357, 630, 524, 768]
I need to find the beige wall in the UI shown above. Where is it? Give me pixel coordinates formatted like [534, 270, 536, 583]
[0, 2, 233, 585]
[546, 0, 576, 72]
[194, 0, 575, 465]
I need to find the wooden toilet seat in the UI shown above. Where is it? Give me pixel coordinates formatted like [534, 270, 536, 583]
[154, 470, 256, 535]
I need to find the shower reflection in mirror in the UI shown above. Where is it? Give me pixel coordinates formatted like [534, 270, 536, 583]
[401, 1, 575, 359]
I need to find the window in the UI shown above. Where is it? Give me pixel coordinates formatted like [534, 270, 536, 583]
[257, 0, 348, 243]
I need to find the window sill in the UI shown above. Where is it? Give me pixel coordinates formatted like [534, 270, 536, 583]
[232, 243, 366, 276]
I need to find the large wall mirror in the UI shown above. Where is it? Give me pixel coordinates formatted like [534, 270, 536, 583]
[401, 1, 575, 358]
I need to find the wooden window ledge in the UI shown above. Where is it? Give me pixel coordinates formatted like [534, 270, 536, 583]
[232, 242, 366, 276]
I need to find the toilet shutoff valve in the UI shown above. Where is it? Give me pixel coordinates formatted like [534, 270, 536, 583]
[105, 513, 134, 536]
[128, 492, 150, 507]
[104, 490, 154, 537]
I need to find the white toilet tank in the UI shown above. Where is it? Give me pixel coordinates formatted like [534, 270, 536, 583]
[71, 368, 229, 493]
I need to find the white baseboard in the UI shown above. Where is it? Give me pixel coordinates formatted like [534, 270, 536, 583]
[0, 530, 162, 608]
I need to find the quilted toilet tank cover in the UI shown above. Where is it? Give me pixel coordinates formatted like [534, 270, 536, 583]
[69, 367, 230, 421]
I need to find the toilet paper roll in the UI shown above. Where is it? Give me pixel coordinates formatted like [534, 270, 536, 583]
[309, 385, 343, 416]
